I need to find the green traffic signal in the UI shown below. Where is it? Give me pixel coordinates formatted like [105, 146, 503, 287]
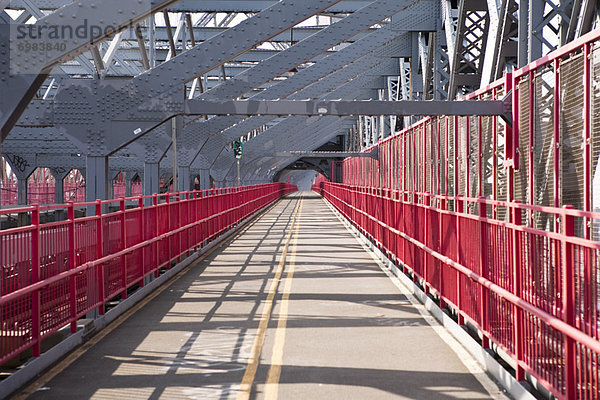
[234, 140, 243, 159]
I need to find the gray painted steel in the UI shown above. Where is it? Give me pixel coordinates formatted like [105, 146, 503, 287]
[0, 0, 181, 141]
[184, 99, 507, 117]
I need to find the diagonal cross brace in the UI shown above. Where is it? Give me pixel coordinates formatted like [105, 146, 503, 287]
[131, 0, 345, 98]
[165, 0, 428, 174]
[1, 0, 181, 142]
[196, 52, 403, 169]
[19, 0, 346, 156]
[208, 63, 389, 174]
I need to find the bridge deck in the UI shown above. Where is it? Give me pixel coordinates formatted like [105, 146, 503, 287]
[19, 193, 506, 400]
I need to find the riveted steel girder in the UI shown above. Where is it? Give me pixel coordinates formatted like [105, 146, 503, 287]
[199, 0, 432, 102]
[173, 0, 415, 174]
[11, 0, 430, 166]
[237, 117, 350, 182]
[126, 26, 380, 46]
[0, 0, 181, 142]
[14, 0, 344, 157]
[8, 1, 373, 13]
[182, 0, 433, 170]
[191, 29, 413, 168]
[14, 2, 432, 159]
[211, 63, 382, 179]
[184, 98, 507, 118]
[195, 47, 404, 170]
[132, 0, 344, 98]
[2, 139, 77, 153]
[159, 0, 428, 177]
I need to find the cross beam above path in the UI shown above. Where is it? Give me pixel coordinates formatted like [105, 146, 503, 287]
[184, 99, 512, 124]
[275, 150, 378, 159]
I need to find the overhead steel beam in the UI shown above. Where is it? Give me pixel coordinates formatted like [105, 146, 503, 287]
[125, 26, 380, 44]
[275, 149, 378, 159]
[21, 0, 346, 159]
[184, 99, 510, 119]
[6, 1, 372, 13]
[212, 65, 379, 179]
[183, 0, 428, 171]
[199, 0, 430, 101]
[199, 58, 397, 172]
[0, 0, 182, 143]
[133, 0, 345, 98]
[196, 51, 402, 170]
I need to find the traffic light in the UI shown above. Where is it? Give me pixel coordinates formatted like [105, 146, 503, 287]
[233, 139, 243, 159]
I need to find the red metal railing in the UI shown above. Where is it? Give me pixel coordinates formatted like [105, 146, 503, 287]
[1, 181, 143, 206]
[0, 183, 296, 365]
[314, 27, 600, 400]
[317, 183, 600, 399]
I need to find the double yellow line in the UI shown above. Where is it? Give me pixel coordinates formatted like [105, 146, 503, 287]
[237, 196, 304, 400]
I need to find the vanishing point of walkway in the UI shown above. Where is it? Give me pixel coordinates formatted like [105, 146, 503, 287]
[17, 192, 507, 400]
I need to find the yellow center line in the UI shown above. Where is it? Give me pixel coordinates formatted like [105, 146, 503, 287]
[264, 198, 302, 399]
[237, 196, 304, 400]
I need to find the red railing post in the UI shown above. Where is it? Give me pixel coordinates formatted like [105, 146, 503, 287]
[120, 198, 127, 299]
[209, 189, 214, 240]
[511, 201, 525, 381]
[95, 200, 105, 315]
[423, 194, 430, 294]
[562, 205, 576, 399]
[31, 205, 41, 357]
[194, 190, 200, 250]
[186, 191, 191, 257]
[437, 203, 445, 310]
[153, 194, 159, 278]
[138, 196, 145, 287]
[176, 192, 181, 262]
[479, 198, 489, 348]
[68, 202, 77, 333]
[165, 194, 172, 268]
[402, 191, 409, 275]
[456, 196, 464, 325]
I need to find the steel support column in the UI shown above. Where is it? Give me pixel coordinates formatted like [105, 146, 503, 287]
[144, 162, 160, 206]
[86, 156, 110, 205]
[51, 168, 70, 205]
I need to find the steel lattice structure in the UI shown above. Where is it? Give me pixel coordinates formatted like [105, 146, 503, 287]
[1, 2, 600, 399]
[0, 0, 597, 203]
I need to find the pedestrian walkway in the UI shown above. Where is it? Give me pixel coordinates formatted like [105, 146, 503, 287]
[18, 192, 506, 400]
